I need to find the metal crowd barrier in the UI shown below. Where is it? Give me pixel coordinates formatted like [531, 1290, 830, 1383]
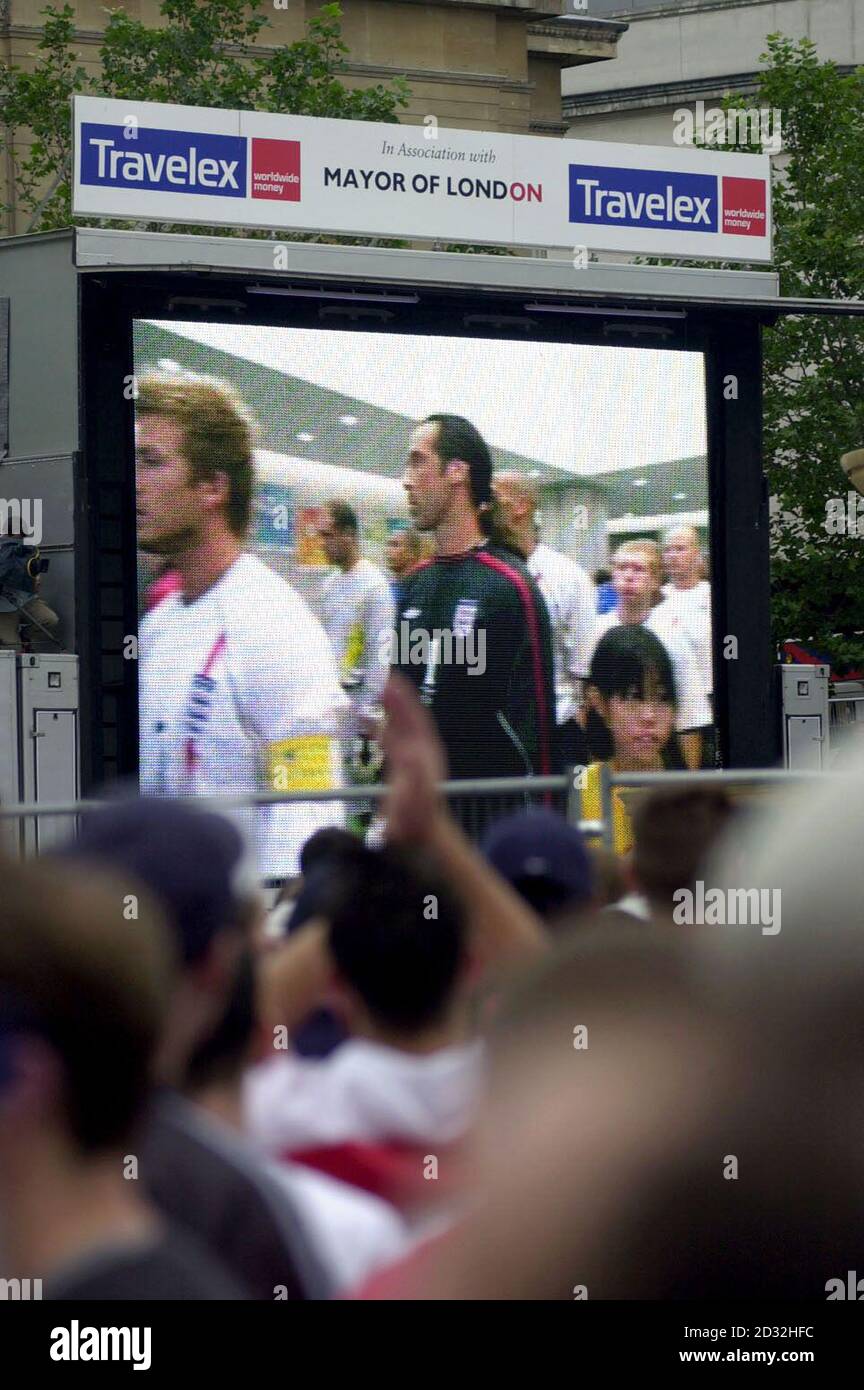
[829, 689, 864, 734]
[0, 773, 599, 868]
[594, 766, 855, 852]
[0, 766, 853, 863]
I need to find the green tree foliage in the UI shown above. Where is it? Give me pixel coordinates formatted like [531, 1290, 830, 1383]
[647, 36, 864, 667]
[755, 37, 864, 668]
[0, 0, 410, 234]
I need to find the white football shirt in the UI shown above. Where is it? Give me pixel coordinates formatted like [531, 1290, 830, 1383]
[321, 558, 395, 722]
[527, 542, 596, 724]
[661, 579, 713, 697]
[139, 552, 350, 878]
[244, 1039, 485, 1152]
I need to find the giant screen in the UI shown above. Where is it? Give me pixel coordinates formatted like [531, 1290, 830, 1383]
[133, 319, 712, 876]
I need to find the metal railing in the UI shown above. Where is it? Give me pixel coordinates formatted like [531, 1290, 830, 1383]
[593, 765, 856, 851]
[0, 765, 853, 862]
[0, 773, 600, 869]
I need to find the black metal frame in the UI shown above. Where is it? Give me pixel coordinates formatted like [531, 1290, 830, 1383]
[77, 265, 780, 793]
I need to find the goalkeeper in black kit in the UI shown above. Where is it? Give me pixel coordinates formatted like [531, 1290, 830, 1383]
[388, 413, 557, 796]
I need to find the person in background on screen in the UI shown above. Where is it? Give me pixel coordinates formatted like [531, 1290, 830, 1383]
[393, 414, 556, 809]
[384, 526, 426, 611]
[135, 371, 349, 879]
[593, 567, 617, 616]
[319, 499, 395, 730]
[661, 525, 714, 766]
[590, 539, 709, 771]
[581, 625, 681, 856]
[493, 473, 596, 767]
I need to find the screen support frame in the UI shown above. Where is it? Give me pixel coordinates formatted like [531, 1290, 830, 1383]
[78, 262, 778, 793]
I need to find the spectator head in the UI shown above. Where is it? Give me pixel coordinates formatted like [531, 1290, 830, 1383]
[412, 921, 864, 1299]
[611, 539, 664, 609]
[661, 524, 703, 588]
[482, 809, 594, 925]
[593, 567, 612, 587]
[55, 799, 261, 1086]
[320, 499, 359, 568]
[287, 827, 370, 931]
[0, 857, 172, 1175]
[493, 472, 538, 541]
[135, 372, 256, 554]
[585, 625, 678, 770]
[322, 845, 467, 1042]
[385, 526, 425, 579]
[299, 825, 363, 878]
[630, 785, 737, 915]
[271, 826, 362, 922]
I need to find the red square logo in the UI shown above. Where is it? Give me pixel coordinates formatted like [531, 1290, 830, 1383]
[721, 176, 766, 237]
[251, 138, 301, 202]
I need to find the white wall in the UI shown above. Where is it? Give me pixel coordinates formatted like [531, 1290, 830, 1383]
[564, 0, 864, 147]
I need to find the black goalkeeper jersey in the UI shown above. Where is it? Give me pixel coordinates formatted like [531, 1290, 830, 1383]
[392, 542, 557, 781]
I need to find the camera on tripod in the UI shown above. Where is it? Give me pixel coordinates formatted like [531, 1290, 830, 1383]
[0, 536, 51, 596]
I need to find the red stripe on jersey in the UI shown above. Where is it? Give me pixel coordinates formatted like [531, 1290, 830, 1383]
[474, 552, 553, 777]
[202, 631, 227, 676]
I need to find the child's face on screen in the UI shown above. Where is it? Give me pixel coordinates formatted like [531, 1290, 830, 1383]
[601, 675, 675, 770]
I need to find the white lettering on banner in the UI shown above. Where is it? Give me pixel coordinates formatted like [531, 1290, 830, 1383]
[573, 177, 711, 226]
[90, 138, 239, 189]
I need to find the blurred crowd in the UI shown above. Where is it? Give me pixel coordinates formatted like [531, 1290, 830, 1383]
[1, 672, 861, 1302]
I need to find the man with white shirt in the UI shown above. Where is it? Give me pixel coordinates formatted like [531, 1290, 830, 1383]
[494, 472, 596, 764]
[319, 500, 395, 728]
[592, 539, 711, 770]
[135, 371, 349, 879]
[661, 525, 713, 698]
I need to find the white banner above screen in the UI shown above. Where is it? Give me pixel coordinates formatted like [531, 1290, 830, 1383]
[72, 96, 772, 263]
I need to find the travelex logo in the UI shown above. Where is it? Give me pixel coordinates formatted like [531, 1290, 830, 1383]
[569, 163, 766, 238]
[79, 123, 301, 202]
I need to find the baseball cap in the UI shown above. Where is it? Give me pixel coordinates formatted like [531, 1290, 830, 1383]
[482, 809, 594, 920]
[54, 798, 256, 963]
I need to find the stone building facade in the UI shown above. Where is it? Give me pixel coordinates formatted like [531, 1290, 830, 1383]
[1, 0, 627, 235]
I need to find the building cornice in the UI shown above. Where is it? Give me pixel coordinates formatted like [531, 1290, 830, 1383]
[528, 15, 630, 36]
[2, 24, 538, 92]
[589, 0, 810, 20]
[530, 117, 571, 134]
[564, 62, 861, 117]
[527, 13, 628, 64]
[565, 71, 762, 116]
